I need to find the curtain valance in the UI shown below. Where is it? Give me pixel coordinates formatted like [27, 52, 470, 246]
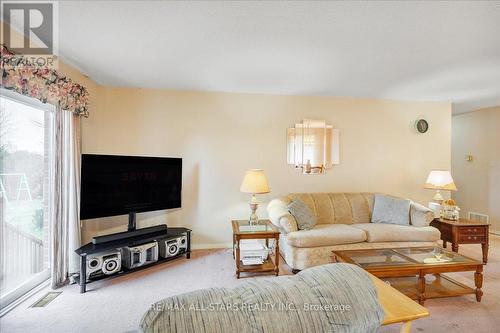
[1, 45, 89, 117]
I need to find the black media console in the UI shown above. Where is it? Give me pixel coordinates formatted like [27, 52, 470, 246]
[75, 225, 191, 293]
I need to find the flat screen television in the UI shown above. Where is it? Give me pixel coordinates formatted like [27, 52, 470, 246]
[80, 154, 182, 220]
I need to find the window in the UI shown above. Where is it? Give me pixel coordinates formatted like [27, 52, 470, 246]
[0, 89, 54, 311]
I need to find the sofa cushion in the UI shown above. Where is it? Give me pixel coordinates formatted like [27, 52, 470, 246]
[371, 194, 411, 225]
[351, 223, 440, 243]
[287, 193, 374, 225]
[288, 199, 317, 230]
[286, 224, 367, 248]
[410, 202, 434, 227]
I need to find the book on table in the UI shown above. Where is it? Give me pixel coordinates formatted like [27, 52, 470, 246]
[240, 240, 269, 265]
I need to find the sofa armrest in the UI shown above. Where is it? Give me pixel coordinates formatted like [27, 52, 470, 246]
[410, 202, 434, 227]
[267, 198, 298, 233]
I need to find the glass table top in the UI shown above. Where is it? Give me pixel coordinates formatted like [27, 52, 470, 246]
[335, 247, 479, 268]
[232, 220, 279, 234]
[394, 248, 475, 265]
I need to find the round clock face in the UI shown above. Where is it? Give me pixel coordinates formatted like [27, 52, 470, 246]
[415, 119, 429, 133]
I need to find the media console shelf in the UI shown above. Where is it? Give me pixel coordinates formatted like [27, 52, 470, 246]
[75, 227, 191, 293]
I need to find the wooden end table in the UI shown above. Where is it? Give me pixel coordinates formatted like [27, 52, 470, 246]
[430, 218, 489, 263]
[231, 219, 280, 278]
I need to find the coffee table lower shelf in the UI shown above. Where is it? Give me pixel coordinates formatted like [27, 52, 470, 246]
[382, 274, 475, 301]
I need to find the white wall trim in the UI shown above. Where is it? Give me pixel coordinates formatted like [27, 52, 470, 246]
[191, 242, 232, 250]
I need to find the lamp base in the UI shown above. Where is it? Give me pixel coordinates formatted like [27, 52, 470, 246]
[249, 211, 259, 225]
[433, 190, 444, 203]
[249, 195, 259, 225]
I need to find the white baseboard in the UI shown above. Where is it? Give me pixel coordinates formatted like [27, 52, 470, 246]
[191, 243, 232, 250]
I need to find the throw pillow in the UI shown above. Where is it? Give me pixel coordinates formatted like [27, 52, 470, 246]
[288, 199, 317, 230]
[410, 202, 434, 227]
[371, 194, 411, 225]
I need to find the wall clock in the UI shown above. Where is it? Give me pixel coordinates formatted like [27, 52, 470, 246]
[415, 119, 429, 133]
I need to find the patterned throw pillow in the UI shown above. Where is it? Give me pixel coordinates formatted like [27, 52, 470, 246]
[288, 199, 317, 230]
[371, 194, 411, 225]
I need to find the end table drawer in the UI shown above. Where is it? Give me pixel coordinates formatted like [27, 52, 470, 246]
[461, 227, 485, 236]
[459, 234, 485, 243]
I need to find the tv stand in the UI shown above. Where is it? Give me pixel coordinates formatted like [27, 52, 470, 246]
[128, 211, 136, 231]
[92, 212, 166, 245]
[76, 226, 191, 293]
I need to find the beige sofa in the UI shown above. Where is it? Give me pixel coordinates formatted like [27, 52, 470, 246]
[267, 193, 440, 271]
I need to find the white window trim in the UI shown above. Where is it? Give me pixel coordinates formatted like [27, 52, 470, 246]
[0, 88, 56, 112]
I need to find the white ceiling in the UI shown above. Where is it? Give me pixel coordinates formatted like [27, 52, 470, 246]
[55, 1, 500, 113]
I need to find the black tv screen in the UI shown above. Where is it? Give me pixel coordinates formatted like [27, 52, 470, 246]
[80, 154, 182, 220]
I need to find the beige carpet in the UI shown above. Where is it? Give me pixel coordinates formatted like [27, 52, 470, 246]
[1, 236, 499, 333]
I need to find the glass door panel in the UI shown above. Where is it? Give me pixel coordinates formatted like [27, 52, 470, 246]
[0, 91, 53, 310]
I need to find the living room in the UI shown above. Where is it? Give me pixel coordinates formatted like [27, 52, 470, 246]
[0, 1, 499, 333]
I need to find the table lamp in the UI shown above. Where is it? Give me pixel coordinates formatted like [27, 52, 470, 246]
[424, 170, 457, 203]
[240, 169, 270, 225]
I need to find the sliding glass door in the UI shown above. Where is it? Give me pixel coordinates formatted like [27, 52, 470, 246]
[0, 90, 54, 311]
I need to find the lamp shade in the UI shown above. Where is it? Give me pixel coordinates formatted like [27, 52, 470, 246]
[240, 169, 270, 194]
[424, 170, 457, 191]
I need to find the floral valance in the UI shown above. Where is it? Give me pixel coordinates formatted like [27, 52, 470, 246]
[1, 45, 89, 117]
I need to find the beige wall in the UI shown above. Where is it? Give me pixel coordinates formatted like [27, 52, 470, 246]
[452, 106, 500, 233]
[80, 88, 451, 247]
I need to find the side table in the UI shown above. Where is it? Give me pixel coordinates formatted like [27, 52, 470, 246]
[231, 219, 280, 278]
[430, 218, 489, 263]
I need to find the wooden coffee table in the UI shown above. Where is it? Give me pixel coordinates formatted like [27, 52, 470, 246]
[333, 247, 484, 305]
[371, 274, 429, 333]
